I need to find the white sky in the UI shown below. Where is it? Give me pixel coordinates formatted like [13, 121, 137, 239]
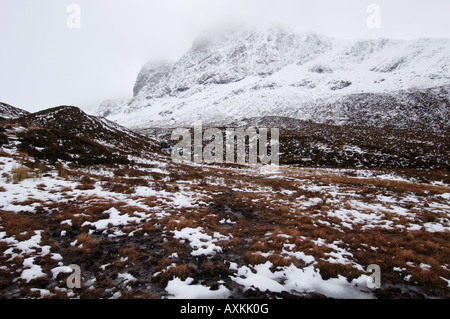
[0, 0, 449, 112]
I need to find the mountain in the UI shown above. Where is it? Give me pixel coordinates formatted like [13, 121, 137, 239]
[96, 26, 450, 132]
[9, 106, 160, 166]
[0, 102, 30, 119]
[97, 99, 130, 118]
[19, 106, 158, 147]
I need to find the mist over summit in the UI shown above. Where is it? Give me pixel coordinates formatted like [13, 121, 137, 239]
[97, 26, 449, 132]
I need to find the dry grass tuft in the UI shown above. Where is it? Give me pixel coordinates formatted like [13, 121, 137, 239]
[11, 166, 31, 184]
[152, 261, 195, 285]
[118, 246, 148, 264]
[75, 183, 96, 190]
[316, 261, 362, 281]
[0, 210, 38, 240]
[245, 252, 267, 266]
[76, 233, 96, 248]
[268, 254, 292, 270]
[55, 162, 69, 179]
[166, 216, 196, 231]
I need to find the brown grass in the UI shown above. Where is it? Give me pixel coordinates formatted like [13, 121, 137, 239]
[250, 242, 271, 253]
[137, 221, 156, 234]
[319, 174, 450, 195]
[11, 166, 31, 184]
[75, 183, 96, 190]
[268, 254, 292, 270]
[245, 252, 267, 265]
[165, 216, 197, 231]
[118, 246, 148, 265]
[152, 261, 195, 285]
[2, 172, 11, 183]
[60, 186, 73, 192]
[0, 153, 448, 298]
[18, 152, 29, 163]
[76, 233, 96, 248]
[55, 162, 69, 179]
[0, 210, 38, 240]
[316, 260, 362, 281]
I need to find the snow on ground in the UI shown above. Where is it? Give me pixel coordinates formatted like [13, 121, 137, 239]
[21, 257, 46, 283]
[166, 277, 231, 299]
[82, 207, 141, 232]
[0, 231, 45, 257]
[172, 227, 228, 256]
[231, 261, 372, 299]
[118, 272, 137, 285]
[1, 135, 449, 299]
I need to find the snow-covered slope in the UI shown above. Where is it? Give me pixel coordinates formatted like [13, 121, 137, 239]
[97, 26, 450, 131]
[0, 102, 29, 119]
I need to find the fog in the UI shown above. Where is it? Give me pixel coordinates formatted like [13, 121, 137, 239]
[0, 0, 449, 112]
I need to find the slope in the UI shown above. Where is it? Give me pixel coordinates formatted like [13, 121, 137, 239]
[0, 102, 30, 119]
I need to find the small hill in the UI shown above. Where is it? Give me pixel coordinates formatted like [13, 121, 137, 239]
[18, 106, 160, 155]
[0, 102, 30, 119]
[3, 105, 162, 167]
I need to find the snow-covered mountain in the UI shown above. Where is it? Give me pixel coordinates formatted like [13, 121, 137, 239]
[97, 26, 450, 131]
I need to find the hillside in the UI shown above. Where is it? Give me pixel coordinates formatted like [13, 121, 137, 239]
[141, 117, 450, 170]
[0, 102, 29, 119]
[16, 106, 161, 164]
[0, 105, 162, 167]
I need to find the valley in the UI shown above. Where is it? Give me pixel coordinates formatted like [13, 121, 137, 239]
[0, 106, 449, 299]
[0, 25, 449, 300]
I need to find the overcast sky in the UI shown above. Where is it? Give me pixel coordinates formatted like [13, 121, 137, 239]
[1, 0, 449, 113]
